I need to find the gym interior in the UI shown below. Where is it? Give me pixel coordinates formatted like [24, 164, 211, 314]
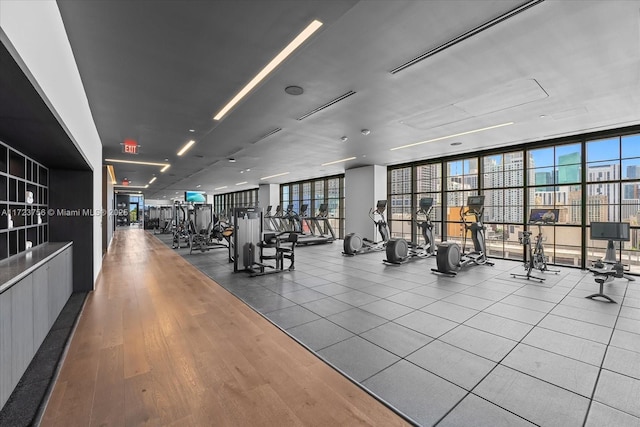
[1, 1, 639, 426]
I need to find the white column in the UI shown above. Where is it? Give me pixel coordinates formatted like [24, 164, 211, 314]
[258, 184, 279, 212]
[345, 165, 387, 240]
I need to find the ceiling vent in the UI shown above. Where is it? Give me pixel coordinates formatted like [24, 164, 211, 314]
[297, 91, 356, 120]
[253, 127, 282, 144]
[389, 0, 544, 75]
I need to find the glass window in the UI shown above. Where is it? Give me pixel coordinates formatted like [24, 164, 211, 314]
[587, 138, 619, 162]
[622, 134, 640, 158]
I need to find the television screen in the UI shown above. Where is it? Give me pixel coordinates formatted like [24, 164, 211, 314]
[185, 191, 206, 203]
[590, 222, 630, 241]
[529, 209, 559, 223]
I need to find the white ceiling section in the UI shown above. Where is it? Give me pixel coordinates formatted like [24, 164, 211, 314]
[55, 0, 640, 198]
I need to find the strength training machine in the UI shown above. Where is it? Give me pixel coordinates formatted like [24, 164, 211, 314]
[511, 209, 560, 282]
[343, 200, 390, 256]
[432, 195, 494, 276]
[384, 197, 435, 264]
[587, 221, 634, 303]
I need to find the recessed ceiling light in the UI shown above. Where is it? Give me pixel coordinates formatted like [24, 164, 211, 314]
[196, 184, 201, 188]
[149, 177, 157, 184]
[229, 158, 236, 163]
[235, 181, 248, 186]
[361, 129, 371, 135]
[215, 186, 228, 190]
[451, 142, 462, 146]
[189, 129, 195, 132]
[105, 158, 169, 167]
[341, 136, 348, 142]
[177, 140, 196, 156]
[390, 122, 514, 151]
[213, 19, 323, 121]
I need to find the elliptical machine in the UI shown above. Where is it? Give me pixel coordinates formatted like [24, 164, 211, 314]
[511, 209, 560, 282]
[384, 197, 436, 264]
[343, 200, 390, 256]
[432, 195, 494, 276]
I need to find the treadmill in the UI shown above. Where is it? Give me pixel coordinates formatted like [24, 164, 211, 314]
[295, 203, 336, 246]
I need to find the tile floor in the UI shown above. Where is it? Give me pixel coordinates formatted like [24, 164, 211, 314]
[156, 234, 640, 427]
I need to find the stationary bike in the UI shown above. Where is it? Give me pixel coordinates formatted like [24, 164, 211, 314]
[343, 200, 390, 255]
[384, 197, 435, 264]
[511, 209, 560, 282]
[432, 195, 494, 276]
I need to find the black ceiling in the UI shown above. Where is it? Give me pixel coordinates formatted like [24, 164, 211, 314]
[0, 41, 90, 170]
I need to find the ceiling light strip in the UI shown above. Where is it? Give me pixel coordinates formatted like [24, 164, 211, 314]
[177, 140, 196, 156]
[260, 172, 290, 180]
[297, 91, 356, 120]
[114, 184, 149, 189]
[235, 181, 248, 186]
[213, 20, 323, 121]
[321, 156, 357, 166]
[390, 122, 514, 151]
[161, 165, 170, 172]
[389, 0, 544, 74]
[106, 164, 117, 184]
[149, 177, 157, 184]
[214, 186, 228, 190]
[105, 158, 169, 167]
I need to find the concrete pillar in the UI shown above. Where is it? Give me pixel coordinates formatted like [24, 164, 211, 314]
[259, 184, 279, 213]
[345, 165, 387, 240]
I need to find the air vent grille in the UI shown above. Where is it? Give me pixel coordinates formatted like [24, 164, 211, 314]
[253, 127, 282, 144]
[297, 91, 356, 120]
[390, 0, 544, 74]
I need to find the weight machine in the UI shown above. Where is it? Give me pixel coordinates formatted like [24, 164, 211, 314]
[587, 221, 634, 303]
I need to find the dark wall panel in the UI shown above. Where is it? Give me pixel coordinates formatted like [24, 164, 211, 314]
[48, 169, 93, 292]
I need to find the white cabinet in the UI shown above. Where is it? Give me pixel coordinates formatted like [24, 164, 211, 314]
[0, 244, 72, 410]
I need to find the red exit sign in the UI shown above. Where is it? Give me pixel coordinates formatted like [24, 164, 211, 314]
[122, 139, 139, 154]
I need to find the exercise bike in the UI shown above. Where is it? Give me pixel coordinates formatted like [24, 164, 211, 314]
[432, 195, 494, 276]
[343, 200, 390, 256]
[511, 209, 560, 282]
[384, 197, 435, 264]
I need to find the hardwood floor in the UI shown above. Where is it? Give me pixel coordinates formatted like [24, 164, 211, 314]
[40, 229, 410, 426]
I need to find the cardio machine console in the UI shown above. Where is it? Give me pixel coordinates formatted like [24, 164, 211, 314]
[467, 195, 485, 212]
[529, 208, 559, 224]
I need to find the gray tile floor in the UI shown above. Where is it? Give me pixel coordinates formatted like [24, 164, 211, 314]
[156, 233, 640, 427]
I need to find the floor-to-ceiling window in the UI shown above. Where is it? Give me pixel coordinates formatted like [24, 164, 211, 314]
[388, 127, 640, 272]
[213, 188, 258, 219]
[280, 175, 345, 238]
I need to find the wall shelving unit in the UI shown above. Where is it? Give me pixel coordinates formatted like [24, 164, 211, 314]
[0, 141, 48, 260]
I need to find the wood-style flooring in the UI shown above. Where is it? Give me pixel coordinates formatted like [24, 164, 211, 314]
[40, 229, 409, 426]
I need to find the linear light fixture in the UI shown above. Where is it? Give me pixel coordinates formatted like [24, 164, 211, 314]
[213, 19, 323, 121]
[106, 164, 117, 184]
[235, 181, 248, 186]
[161, 164, 170, 172]
[260, 172, 290, 180]
[114, 184, 149, 189]
[321, 156, 357, 166]
[177, 140, 196, 156]
[214, 186, 228, 190]
[390, 122, 514, 151]
[149, 177, 157, 184]
[105, 158, 171, 168]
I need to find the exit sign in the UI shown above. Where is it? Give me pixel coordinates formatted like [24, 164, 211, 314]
[122, 139, 139, 154]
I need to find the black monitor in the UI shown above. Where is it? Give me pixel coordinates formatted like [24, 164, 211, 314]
[529, 209, 559, 223]
[300, 204, 308, 214]
[590, 222, 630, 242]
[319, 203, 328, 213]
[419, 197, 434, 209]
[467, 195, 484, 211]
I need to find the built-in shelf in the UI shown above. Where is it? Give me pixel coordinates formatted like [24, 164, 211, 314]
[0, 140, 48, 261]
